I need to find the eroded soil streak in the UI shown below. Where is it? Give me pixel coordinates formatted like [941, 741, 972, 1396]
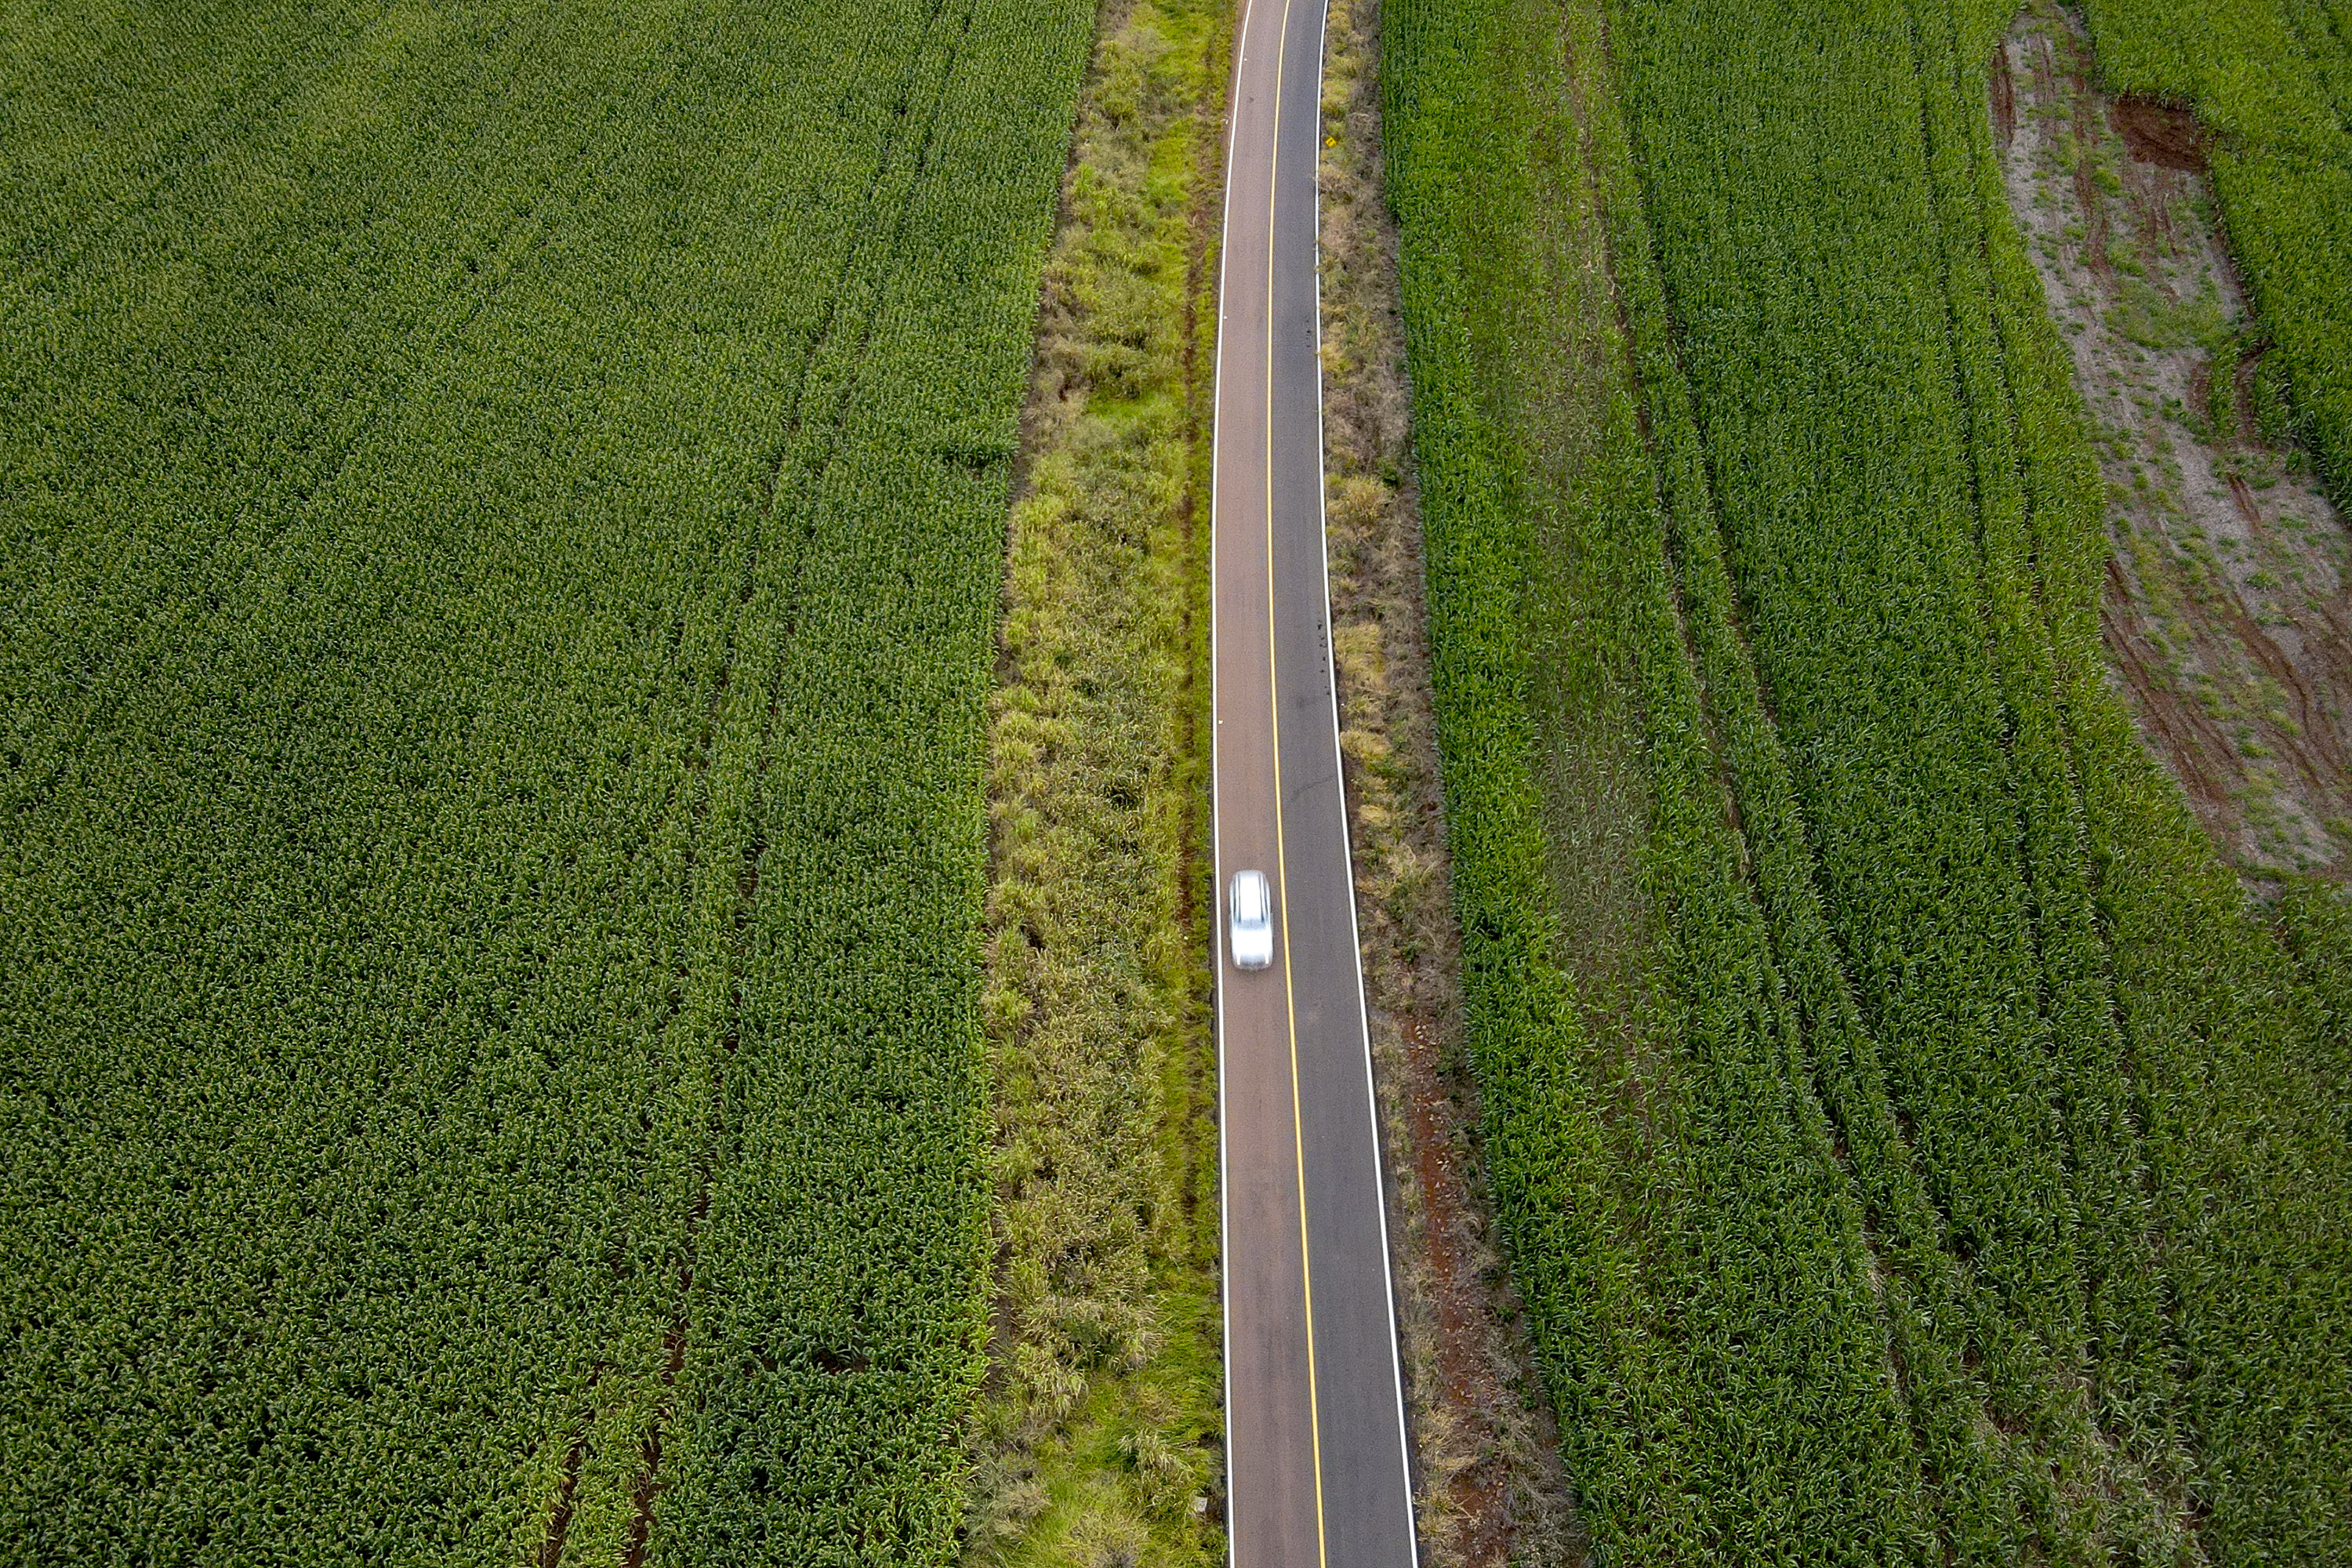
[1998, 0, 2352, 878]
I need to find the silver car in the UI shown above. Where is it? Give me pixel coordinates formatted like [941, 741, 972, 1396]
[1229, 869, 1274, 971]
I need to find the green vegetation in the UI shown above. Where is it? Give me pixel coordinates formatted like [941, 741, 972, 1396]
[964, 2, 1229, 1561]
[0, 0, 1089, 1560]
[1386, 0, 2352, 1557]
[2079, 0, 2352, 505]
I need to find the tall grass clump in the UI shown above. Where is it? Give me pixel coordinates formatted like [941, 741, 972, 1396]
[964, 2, 1230, 1562]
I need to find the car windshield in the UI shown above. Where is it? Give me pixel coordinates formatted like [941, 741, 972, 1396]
[1235, 873, 1267, 923]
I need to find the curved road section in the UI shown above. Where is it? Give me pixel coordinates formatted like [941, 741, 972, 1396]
[1211, 0, 1417, 1563]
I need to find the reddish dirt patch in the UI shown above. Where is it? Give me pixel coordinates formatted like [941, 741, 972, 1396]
[2001, 0, 2352, 878]
[1991, 45, 2018, 147]
[2112, 96, 2208, 172]
[2104, 562, 2242, 818]
[1393, 1016, 1526, 1566]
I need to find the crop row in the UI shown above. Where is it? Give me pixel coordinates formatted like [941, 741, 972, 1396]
[1388, 0, 1936, 1553]
[0, 0, 1091, 1561]
[1387, 0, 2352, 1556]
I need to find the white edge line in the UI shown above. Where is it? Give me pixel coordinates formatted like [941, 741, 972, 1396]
[1304, 0, 1423, 1555]
[1208, 1, 1252, 1564]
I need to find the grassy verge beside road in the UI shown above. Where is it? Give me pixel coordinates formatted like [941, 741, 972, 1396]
[964, 5, 1229, 1562]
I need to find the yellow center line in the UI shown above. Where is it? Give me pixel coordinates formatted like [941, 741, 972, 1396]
[1258, 0, 1328, 1563]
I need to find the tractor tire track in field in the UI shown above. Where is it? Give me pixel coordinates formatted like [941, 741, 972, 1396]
[1602, 5, 2189, 1548]
[588, 2, 986, 1557]
[1909, 0, 2103, 1388]
[535, 0, 957, 1548]
[1910, 7, 2188, 1528]
[536, 1360, 607, 1568]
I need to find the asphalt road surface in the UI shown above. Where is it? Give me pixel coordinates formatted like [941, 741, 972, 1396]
[1210, 0, 1417, 1563]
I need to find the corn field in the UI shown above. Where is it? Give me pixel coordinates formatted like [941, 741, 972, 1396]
[1385, 0, 2352, 1557]
[0, 0, 1090, 1560]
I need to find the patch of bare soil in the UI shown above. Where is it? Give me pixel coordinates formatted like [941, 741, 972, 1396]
[1318, 0, 1588, 1562]
[1998, 0, 2352, 879]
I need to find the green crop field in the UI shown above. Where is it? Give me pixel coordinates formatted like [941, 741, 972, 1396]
[2079, 0, 2352, 506]
[0, 0, 1088, 1560]
[1387, 0, 2352, 1558]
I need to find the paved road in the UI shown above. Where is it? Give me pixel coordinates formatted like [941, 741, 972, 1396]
[1211, 0, 1417, 1563]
